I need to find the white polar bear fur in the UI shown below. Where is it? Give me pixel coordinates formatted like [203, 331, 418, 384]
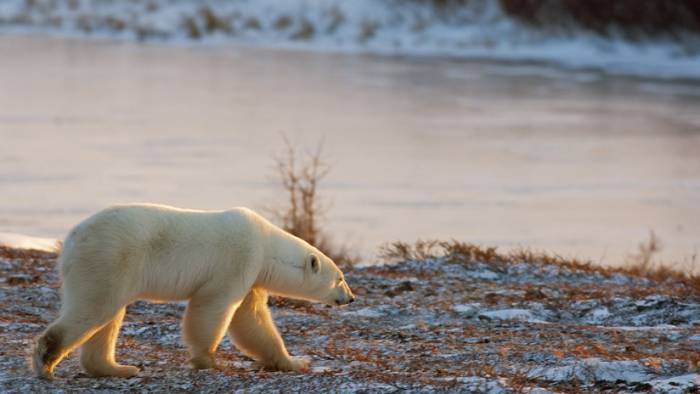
[31, 203, 354, 379]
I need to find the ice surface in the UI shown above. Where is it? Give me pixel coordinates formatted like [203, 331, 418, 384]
[1, 34, 699, 267]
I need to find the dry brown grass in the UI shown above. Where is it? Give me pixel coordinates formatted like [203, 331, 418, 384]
[0, 245, 58, 260]
[268, 137, 357, 269]
[508, 367, 537, 394]
[379, 238, 700, 296]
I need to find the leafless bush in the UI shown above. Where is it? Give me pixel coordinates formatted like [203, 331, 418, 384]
[625, 231, 662, 271]
[269, 137, 357, 269]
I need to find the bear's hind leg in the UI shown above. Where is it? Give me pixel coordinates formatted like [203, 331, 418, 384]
[183, 294, 241, 370]
[79, 307, 139, 377]
[32, 305, 123, 379]
[32, 322, 66, 379]
[228, 288, 309, 372]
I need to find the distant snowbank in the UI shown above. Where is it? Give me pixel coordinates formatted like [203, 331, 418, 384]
[0, 232, 59, 252]
[1, 0, 699, 80]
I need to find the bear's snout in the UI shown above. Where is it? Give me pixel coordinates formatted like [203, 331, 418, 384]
[334, 295, 356, 306]
[329, 276, 355, 306]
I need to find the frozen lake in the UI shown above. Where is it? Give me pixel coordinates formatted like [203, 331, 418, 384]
[1, 36, 699, 269]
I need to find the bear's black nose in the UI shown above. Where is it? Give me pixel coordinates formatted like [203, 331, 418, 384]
[349, 297, 355, 303]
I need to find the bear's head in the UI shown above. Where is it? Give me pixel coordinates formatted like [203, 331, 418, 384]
[262, 236, 355, 307]
[301, 252, 355, 306]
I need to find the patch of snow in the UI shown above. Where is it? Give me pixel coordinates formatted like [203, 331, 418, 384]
[121, 322, 182, 346]
[635, 295, 671, 308]
[610, 272, 633, 285]
[336, 382, 401, 392]
[439, 376, 507, 394]
[606, 324, 680, 331]
[584, 307, 610, 323]
[0, 232, 59, 252]
[311, 365, 332, 373]
[529, 358, 652, 384]
[453, 303, 480, 317]
[648, 374, 700, 394]
[479, 309, 547, 323]
[342, 307, 384, 318]
[230, 360, 254, 369]
[465, 269, 500, 280]
[524, 388, 558, 394]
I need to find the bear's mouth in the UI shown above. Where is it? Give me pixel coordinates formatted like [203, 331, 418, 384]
[333, 296, 355, 306]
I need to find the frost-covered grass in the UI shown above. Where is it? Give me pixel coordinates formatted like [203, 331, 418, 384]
[379, 239, 700, 296]
[1, 244, 699, 392]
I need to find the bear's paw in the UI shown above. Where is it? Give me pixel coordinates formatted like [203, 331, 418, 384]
[189, 354, 220, 370]
[273, 356, 311, 372]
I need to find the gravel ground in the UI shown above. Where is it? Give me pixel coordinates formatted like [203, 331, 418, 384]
[1, 246, 699, 393]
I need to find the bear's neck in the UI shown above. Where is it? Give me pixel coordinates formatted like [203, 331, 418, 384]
[255, 231, 305, 297]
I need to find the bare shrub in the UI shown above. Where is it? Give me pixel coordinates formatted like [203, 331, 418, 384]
[268, 137, 356, 269]
[625, 231, 662, 272]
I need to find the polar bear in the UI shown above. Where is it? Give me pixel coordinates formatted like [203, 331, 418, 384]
[32, 203, 355, 379]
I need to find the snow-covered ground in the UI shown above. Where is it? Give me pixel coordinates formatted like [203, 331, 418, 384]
[0, 0, 699, 80]
[1, 246, 698, 392]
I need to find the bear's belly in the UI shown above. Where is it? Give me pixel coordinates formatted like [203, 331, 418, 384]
[136, 261, 209, 302]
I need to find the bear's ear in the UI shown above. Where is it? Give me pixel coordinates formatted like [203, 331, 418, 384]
[308, 254, 320, 274]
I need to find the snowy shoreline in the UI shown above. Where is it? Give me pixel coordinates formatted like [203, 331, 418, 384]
[1, 0, 700, 80]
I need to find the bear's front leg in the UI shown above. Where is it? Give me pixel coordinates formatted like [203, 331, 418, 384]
[182, 295, 240, 370]
[228, 288, 310, 372]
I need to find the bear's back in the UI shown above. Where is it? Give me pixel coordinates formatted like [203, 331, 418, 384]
[59, 204, 266, 300]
